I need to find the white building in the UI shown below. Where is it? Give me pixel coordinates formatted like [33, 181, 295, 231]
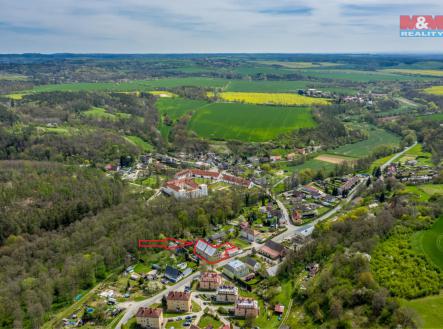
[162, 179, 208, 199]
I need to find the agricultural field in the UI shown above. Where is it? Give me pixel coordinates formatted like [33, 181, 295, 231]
[255, 61, 341, 69]
[224, 80, 357, 94]
[211, 91, 330, 106]
[156, 97, 209, 140]
[299, 69, 433, 82]
[156, 98, 209, 120]
[383, 69, 443, 77]
[315, 154, 355, 164]
[423, 85, 443, 95]
[328, 127, 400, 158]
[0, 73, 28, 80]
[403, 293, 443, 329]
[188, 103, 316, 142]
[11, 77, 229, 95]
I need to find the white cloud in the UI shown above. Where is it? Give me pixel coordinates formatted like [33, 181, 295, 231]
[0, 0, 442, 52]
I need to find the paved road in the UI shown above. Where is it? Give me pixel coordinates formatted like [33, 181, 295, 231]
[381, 142, 417, 170]
[116, 272, 200, 328]
[116, 144, 418, 328]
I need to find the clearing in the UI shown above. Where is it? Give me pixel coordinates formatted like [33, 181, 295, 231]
[315, 154, 355, 164]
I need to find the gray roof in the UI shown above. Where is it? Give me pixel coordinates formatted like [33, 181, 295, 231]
[196, 240, 217, 257]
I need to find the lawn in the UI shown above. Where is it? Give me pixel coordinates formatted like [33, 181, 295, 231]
[402, 292, 443, 328]
[412, 216, 443, 271]
[188, 103, 316, 142]
[211, 92, 330, 106]
[198, 314, 222, 328]
[329, 127, 400, 158]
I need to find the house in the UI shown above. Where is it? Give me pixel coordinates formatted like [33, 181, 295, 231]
[234, 298, 259, 318]
[223, 260, 249, 279]
[216, 285, 238, 303]
[240, 227, 260, 242]
[270, 155, 281, 162]
[337, 176, 359, 195]
[259, 240, 287, 260]
[220, 174, 253, 188]
[244, 257, 261, 272]
[274, 304, 284, 314]
[286, 153, 296, 161]
[136, 307, 163, 329]
[195, 240, 220, 263]
[199, 272, 223, 290]
[300, 185, 324, 199]
[162, 178, 208, 199]
[164, 265, 183, 283]
[166, 291, 192, 312]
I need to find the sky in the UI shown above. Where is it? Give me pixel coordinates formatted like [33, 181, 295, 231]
[0, 0, 443, 53]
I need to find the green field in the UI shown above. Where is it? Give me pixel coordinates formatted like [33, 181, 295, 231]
[19, 77, 229, 94]
[329, 128, 400, 158]
[188, 103, 316, 142]
[156, 98, 209, 120]
[403, 184, 443, 202]
[403, 292, 443, 328]
[299, 69, 433, 82]
[156, 97, 209, 140]
[412, 216, 443, 271]
[420, 113, 443, 122]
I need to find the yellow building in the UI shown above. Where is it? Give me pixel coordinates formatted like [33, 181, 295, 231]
[136, 307, 163, 328]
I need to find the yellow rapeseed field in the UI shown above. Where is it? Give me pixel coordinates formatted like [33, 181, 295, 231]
[208, 92, 330, 106]
[423, 86, 443, 95]
[383, 69, 443, 77]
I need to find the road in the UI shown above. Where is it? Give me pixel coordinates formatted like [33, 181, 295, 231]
[381, 141, 417, 170]
[116, 143, 418, 328]
[116, 272, 200, 328]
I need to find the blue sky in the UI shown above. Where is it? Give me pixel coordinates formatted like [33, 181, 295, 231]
[0, 0, 442, 53]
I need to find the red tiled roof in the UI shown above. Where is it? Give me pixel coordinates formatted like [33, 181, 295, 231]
[259, 246, 280, 258]
[222, 174, 251, 187]
[167, 291, 191, 301]
[136, 307, 163, 318]
[165, 178, 200, 191]
[201, 272, 222, 282]
[274, 304, 285, 313]
[175, 169, 220, 179]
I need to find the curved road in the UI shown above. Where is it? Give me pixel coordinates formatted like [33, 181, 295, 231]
[116, 142, 417, 328]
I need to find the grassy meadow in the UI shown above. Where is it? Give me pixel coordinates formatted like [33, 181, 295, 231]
[403, 293, 443, 329]
[328, 127, 400, 158]
[188, 103, 316, 142]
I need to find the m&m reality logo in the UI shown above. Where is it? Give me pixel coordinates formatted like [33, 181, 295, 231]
[400, 15, 443, 37]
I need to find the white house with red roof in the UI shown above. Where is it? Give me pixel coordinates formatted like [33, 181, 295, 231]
[162, 178, 208, 199]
